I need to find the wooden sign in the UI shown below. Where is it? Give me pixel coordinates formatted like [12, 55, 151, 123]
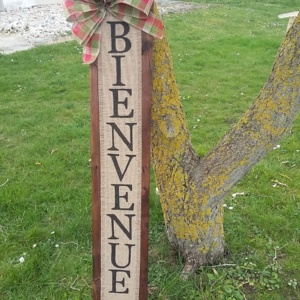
[90, 13, 152, 300]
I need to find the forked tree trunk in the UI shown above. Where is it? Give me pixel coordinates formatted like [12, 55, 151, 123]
[150, 10, 300, 271]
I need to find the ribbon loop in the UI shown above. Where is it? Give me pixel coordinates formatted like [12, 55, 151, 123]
[64, 0, 163, 64]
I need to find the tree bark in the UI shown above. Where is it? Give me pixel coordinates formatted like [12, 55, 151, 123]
[151, 10, 300, 270]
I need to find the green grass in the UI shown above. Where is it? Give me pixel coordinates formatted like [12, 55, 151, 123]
[1, 1, 299, 299]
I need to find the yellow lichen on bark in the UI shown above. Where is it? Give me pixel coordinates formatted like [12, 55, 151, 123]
[150, 10, 300, 266]
[150, 32, 222, 248]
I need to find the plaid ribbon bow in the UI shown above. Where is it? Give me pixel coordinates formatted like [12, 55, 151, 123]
[64, 0, 163, 64]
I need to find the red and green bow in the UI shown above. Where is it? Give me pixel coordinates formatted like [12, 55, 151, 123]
[64, 0, 163, 64]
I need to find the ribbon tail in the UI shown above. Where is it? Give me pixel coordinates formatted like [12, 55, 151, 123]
[71, 15, 102, 46]
[82, 26, 101, 64]
[137, 11, 164, 39]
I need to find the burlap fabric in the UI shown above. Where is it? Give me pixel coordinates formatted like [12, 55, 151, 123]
[98, 13, 142, 299]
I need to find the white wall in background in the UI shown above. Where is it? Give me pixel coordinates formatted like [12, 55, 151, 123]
[2, 0, 61, 9]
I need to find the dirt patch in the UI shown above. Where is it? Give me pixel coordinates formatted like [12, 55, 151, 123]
[158, 1, 209, 15]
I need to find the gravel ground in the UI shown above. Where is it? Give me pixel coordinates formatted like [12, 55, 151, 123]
[0, 1, 208, 54]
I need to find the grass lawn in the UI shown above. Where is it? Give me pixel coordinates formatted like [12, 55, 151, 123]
[0, 1, 299, 299]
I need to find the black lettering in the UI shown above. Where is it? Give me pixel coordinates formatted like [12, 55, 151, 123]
[109, 269, 130, 294]
[107, 122, 137, 151]
[108, 21, 131, 53]
[112, 184, 134, 210]
[112, 56, 126, 86]
[109, 89, 133, 118]
[108, 154, 135, 181]
[110, 243, 135, 268]
[107, 214, 135, 240]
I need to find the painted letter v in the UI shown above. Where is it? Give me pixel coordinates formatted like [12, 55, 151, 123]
[108, 154, 136, 181]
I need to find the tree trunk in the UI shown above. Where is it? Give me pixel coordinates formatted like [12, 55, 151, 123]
[150, 10, 300, 270]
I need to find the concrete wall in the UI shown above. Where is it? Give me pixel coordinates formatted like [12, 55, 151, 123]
[2, 0, 61, 9]
[3, 0, 36, 8]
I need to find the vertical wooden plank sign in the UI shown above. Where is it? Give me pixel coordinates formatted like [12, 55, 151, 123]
[64, 2, 163, 298]
[90, 13, 152, 299]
